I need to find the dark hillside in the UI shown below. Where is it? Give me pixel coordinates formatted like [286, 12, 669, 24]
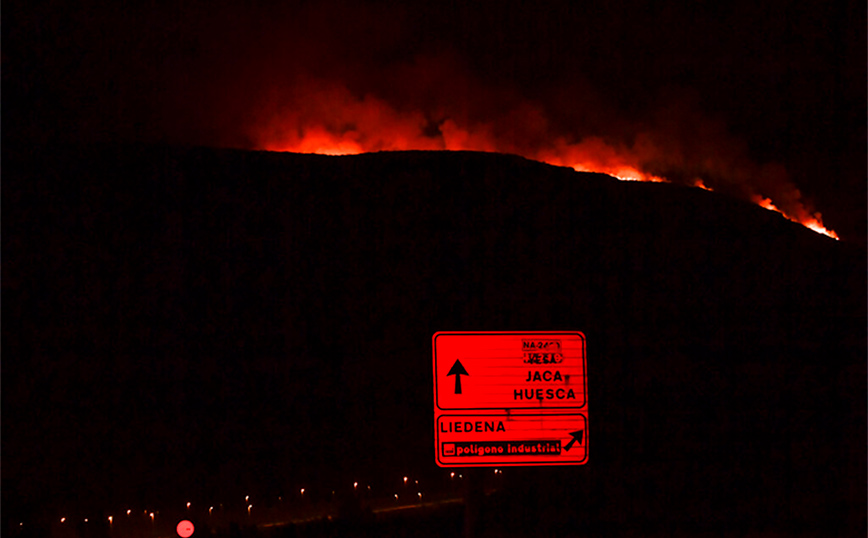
[3, 144, 865, 536]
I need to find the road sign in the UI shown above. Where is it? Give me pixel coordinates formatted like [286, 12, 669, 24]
[433, 331, 588, 467]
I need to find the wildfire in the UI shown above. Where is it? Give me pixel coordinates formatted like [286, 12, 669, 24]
[801, 220, 839, 239]
[694, 179, 713, 191]
[754, 196, 780, 212]
[255, 86, 838, 241]
[752, 196, 839, 240]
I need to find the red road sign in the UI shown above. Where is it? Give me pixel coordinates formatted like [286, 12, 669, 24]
[433, 331, 588, 467]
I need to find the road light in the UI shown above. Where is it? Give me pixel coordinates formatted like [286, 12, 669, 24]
[403, 476, 408, 484]
[247, 505, 253, 516]
[108, 516, 113, 525]
[300, 488, 305, 496]
[60, 518, 66, 524]
[186, 502, 191, 509]
[126, 510, 131, 516]
[209, 507, 214, 515]
[353, 482, 358, 489]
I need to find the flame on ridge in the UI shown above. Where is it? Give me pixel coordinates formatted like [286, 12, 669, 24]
[256, 90, 838, 241]
[694, 179, 713, 191]
[752, 196, 839, 239]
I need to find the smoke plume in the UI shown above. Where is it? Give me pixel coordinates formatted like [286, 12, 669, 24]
[10, 0, 858, 239]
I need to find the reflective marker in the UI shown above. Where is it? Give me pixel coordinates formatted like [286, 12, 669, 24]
[176, 520, 195, 538]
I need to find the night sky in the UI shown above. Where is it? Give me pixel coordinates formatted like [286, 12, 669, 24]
[3, 0, 866, 535]
[5, 0, 866, 238]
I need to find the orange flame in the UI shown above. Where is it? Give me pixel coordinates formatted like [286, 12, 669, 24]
[254, 84, 838, 240]
[752, 195, 839, 240]
[754, 196, 781, 212]
[694, 179, 713, 191]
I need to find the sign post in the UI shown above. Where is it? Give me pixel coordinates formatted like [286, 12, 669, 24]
[433, 331, 588, 467]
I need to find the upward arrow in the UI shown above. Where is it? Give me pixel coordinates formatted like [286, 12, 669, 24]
[447, 359, 469, 395]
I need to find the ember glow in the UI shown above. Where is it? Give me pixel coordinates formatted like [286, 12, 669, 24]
[256, 96, 838, 240]
[754, 196, 781, 212]
[753, 196, 839, 239]
[694, 179, 713, 191]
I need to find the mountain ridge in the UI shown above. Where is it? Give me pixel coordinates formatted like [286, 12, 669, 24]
[3, 142, 864, 534]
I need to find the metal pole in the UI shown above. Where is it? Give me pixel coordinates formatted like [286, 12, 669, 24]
[464, 468, 484, 538]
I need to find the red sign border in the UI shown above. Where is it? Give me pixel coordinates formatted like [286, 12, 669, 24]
[432, 331, 588, 411]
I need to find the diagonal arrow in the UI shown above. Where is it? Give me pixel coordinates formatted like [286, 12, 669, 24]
[563, 429, 584, 451]
[447, 359, 469, 394]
